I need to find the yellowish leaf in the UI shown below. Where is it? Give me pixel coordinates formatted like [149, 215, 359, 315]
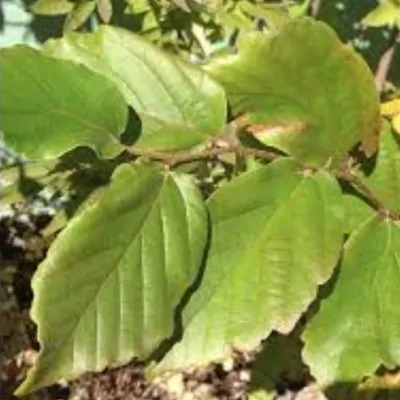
[381, 98, 400, 117]
[393, 113, 400, 135]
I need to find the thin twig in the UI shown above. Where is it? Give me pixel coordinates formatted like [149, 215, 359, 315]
[336, 169, 399, 219]
[375, 26, 399, 93]
[129, 145, 279, 167]
[128, 144, 399, 219]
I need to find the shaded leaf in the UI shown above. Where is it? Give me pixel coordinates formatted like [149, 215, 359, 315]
[239, 1, 290, 31]
[0, 161, 64, 206]
[361, 125, 400, 214]
[16, 163, 208, 395]
[40, 164, 113, 237]
[342, 122, 400, 233]
[64, 0, 96, 33]
[153, 158, 343, 374]
[207, 18, 380, 165]
[44, 26, 227, 151]
[31, 0, 74, 15]
[302, 216, 400, 387]
[248, 334, 305, 400]
[0, 47, 128, 160]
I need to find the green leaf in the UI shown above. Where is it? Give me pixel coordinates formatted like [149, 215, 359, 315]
[41, 162, 115, 237]
[64, 0, 96, 33]
[0, 161, 64, 206]
[207, 18, 380, 166]
[343, 123, 400, 233]
[16, 163, 208, 395]
[0, 47, 128, 160]
[152, 158, 344, 374]
[43, 26, 227, 151]
[343, 194, 374, 234]
[302, 216, 400, 387]
[288, 0, 311, 18]
[248, 388, 275, 400]
[31, 0, 74, 15]
[362, 0, 400, 29]
[361, 125, 400, 214]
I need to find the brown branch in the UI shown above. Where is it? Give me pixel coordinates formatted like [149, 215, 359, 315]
[128, 145, 280, 167]
[375, 26, 399, 93]
[336, 169, 399, 220]
[128, 145, 400, 220]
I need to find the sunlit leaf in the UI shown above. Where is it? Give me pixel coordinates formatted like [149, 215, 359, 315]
[381, 98, 400, 135]
[152, 158, 343, 374]
[44, 26, 227, 150]
[288, 0, 311, 18]
[0, 47, 128, 160]
[302, 216, 400, 387]
[381, 98, 400, 117]
[393, 114, 400, 135]
[207, 17, 380, 165]
[31, 0, 73, 15]
[64, 0, 96, 33]
[362, 0, 400, 29]
[16, 163, 208, 395]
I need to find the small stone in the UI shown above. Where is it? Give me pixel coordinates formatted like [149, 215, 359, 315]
[222, 357, 235, 372]
[165, 373, 185, 397]
[239, 370, 251, 382]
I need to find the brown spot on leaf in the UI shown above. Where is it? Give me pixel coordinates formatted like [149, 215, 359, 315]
[249, 121, 308, 138]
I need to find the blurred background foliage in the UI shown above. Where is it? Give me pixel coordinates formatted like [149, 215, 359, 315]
[0, 0, 399, 89]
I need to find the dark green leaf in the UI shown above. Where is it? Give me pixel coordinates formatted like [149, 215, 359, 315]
[248, 334, 305, 400]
